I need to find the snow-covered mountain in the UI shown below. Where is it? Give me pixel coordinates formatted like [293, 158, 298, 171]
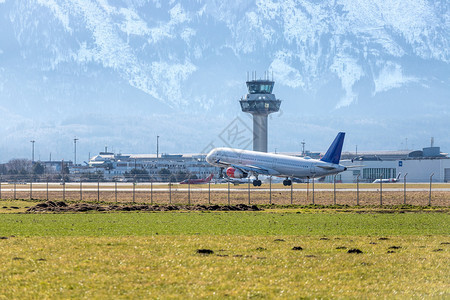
[0, 0, 449, 161]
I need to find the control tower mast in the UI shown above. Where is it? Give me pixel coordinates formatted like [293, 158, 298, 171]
[239, 73, 282, 152]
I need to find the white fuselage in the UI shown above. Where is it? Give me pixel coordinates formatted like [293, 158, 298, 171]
[206, 148, 346, 179]
[373, 178, 398, 183]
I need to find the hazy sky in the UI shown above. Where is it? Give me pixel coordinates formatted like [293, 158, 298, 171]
[0, 0, 449, 163]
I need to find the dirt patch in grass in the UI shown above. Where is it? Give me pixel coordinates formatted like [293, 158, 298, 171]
[196, 249, 214, 255]
[347, 248, 363, 254]
[26, 201, 262, 213]
[388, 246, 402, 249]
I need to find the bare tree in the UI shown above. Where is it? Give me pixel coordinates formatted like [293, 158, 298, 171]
[6, 159, 32, 175]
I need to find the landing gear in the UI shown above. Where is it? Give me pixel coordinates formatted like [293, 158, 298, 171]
[283, 179, 292, 186]
[252, 179, 262, 186]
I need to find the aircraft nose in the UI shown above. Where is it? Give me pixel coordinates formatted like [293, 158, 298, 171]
[206, 151, 213, 164]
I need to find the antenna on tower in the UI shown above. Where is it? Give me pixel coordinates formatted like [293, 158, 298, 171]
[247, 71, 249, 81]
[431, 137, 434, 147]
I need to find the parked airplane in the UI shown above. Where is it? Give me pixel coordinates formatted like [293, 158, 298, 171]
[223, 175, 284, 185]
[223, 177, 252, 185]
[206, 132, 347, 186]
[372, 173, 401, 183]
[180, 173, 214, 184]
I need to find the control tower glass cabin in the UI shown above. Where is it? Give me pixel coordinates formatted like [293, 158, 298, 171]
[239, 80, 282, 152]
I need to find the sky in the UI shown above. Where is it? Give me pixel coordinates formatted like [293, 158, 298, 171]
[0, 0, 449, 163]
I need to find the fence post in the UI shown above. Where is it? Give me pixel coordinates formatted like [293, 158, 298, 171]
[80, 179, 83, 202]
[62, 178, 65, 202]
[403, 173, 408, 205]
[30, 175, 33, 200]
[132, 178, 136, 203]
[115, 181, 117, 203]
[167, 181, 171, 205]
[379, 173, 383, 206]
[312, 177, 315, 205]
[248, 178, 250, 205]
[227, 181, 230, 205]
[208, 180, 210, 205]
[0, 176, 2, 200]
[97, 178, 100, 203]
[151, 178, 153, 205]
[269, 176, 272, 204]
[333, 175, 336, 205]
[188, 177, 191, 206]
[14, 180, 16, 200]
[306, 179, 309, 203]
[429, 173, 434, 206]
[46, 177, 49, 201]
[290, 181, 293, 205]
[356, 174, 360, 206]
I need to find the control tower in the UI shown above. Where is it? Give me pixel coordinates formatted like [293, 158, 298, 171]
[239, 76, 282, 152]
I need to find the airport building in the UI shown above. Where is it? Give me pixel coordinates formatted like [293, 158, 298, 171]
[239, 74, 281, 152]
[333, 145, 450, 183]
[82, 143, 449, 183]
[85, 151, 219, 181]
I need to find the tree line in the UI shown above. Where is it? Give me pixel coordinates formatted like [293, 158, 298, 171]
[0, 159, 47, 175]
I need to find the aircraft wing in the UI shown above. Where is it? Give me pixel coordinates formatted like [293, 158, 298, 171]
[231, 164, 280, 176]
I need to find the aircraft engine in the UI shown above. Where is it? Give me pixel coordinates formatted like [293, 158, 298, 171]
[226, 167, 247, 179]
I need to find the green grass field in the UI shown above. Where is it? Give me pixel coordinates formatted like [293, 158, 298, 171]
[0, 200, 448, 298]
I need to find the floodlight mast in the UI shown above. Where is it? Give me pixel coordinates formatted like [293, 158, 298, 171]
[74, 137, 79, 166]
[30, 140, 35, 162]
[239, 73, 282, 152]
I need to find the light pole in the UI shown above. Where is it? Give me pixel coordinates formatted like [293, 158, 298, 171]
[30, 140, 35, 162]
[156, 135, 160, 159]
[74, 137, 79, 166]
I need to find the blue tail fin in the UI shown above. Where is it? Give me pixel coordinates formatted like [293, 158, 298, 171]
[320, 132, 345, 164]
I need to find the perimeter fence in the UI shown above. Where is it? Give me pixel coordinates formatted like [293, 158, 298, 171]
[1, 174, 449, 207]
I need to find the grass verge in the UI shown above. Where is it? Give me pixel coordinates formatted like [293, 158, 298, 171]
[0, 202, 448, 298]
[0, 235, 448, 298]
[0, 210, 449, 236]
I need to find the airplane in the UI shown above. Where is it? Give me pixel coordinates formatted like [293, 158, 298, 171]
[206, 132, 347, 186]
[372, 173, 401, 183]
[222, 175, 285, 185]
[180, 173, 214, 184]
[223, 177, 252, 185]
